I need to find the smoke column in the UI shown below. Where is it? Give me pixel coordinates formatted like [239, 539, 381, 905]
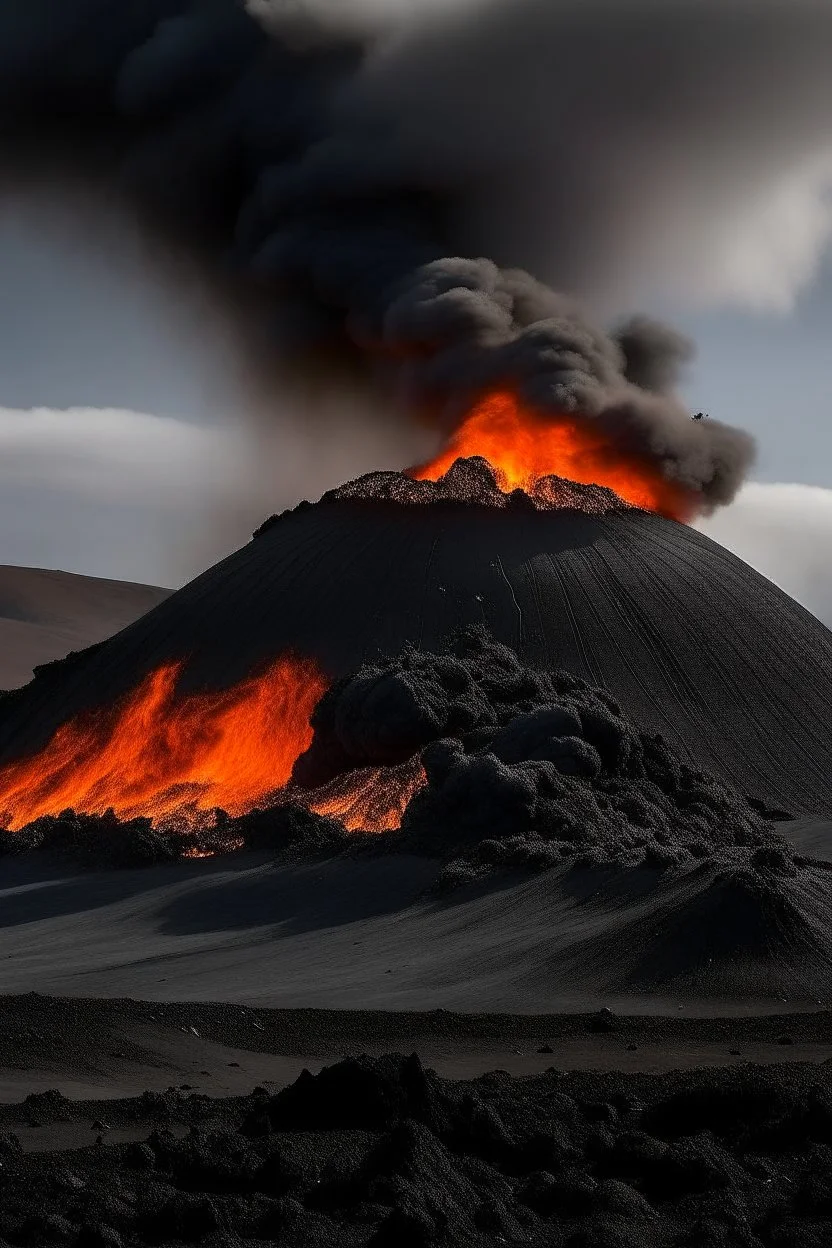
[5, 0, 831, 511]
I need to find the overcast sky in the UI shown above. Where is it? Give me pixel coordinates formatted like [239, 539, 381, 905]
[0, 190, 438, 588]
[2, 0, 832, 621]
[2, 188, 832, 624]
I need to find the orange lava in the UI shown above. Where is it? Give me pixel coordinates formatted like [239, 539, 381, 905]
[0, 656, 429, 838]
[0, 656, 329, 831]
[411, 390, 695, 520]
[308, 756, 427, 833]
[181, 840, 245, 860]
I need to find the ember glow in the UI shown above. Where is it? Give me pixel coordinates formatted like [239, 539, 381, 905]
[0, 656, 329, 832]
[412, 390, 696, 520]
[309, 756, 427, 833]
[182, 840, 245, 859]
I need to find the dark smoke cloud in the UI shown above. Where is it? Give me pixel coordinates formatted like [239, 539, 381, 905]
[11, 0, 823, 511]
[615, 318, 695, 396]
[351, 0, 832, 303]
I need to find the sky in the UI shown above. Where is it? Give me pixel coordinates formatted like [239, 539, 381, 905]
[2, 0, 832, 625]
[0, 190, 434, 588]
[2, 187, 832, 623]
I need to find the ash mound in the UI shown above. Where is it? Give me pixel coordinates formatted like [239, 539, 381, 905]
[590, 859, 832, 999]
[1, 633, 830, 1004]
[2, 463, 832, 823]
[286, 632, 832, 994]
[3, 631, 802, 886]
[296, 629, 783, 880]
[6, 623, 830, 1002]
[293, 627, 823, 855]
[4, 1056, 832, 1248]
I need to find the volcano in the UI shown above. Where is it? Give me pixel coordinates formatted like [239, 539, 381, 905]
[0, 459, 830, 818]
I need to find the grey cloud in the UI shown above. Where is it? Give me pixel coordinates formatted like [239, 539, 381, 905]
[13, 0, 827, 512]
[698, 482, 832, 628]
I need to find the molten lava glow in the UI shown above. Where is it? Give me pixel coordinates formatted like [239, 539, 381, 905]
[309, 756, 427, 833]
[0, 656, 329, 831]
[182, 840, 244, 859]
[0, 657, 427, 838]
[412, 390, 695, 520]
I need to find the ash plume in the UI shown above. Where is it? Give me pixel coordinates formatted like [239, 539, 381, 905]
[16, 1, 832, 511]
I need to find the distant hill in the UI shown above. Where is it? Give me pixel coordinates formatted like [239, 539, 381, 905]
[0, 565, 169, 690]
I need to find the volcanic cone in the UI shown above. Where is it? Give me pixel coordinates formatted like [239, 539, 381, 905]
[0, 460, 830, 818]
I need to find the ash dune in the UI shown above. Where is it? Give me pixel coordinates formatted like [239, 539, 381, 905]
[0, 844, 829, 1013]
[0, 564, 169, 690]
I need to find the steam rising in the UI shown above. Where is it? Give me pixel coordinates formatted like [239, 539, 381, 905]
[8, 0, 832, 511]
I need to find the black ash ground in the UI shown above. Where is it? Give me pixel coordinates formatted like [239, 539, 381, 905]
[2, 1052, 832, 1247]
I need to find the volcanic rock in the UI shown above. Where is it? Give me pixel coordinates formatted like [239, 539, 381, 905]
[4, 1057, 831, 1248]
[0, 809, 180, 868]
[307, 455, 633, 517]
[1, 458, 831, 818]
[290, 628, 789, 884]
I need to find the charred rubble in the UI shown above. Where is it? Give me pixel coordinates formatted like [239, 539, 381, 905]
[292, 627, 795, 887]
[0, 804, 350, 872]
[0, 810, 181, 869]
[2, 1054, 832, 1246]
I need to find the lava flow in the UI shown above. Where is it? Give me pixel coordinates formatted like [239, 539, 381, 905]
[412, 390, 696, 520]
[0, 656, 332, 832]
[0, 655, 428, 837]
[309, 756, 427, 833]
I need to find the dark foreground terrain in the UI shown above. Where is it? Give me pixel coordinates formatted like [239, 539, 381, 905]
[0, 996, 831, 1246]
[2, 1053, 832, 1248]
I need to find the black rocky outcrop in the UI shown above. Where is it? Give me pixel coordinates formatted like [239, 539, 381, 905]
[1, 1056, 832, 1246]
[0, 810, 179, 868]
[293, 629, 793, 883]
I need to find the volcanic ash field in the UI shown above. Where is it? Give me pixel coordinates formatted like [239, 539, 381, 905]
[0, 456, 830, 1014]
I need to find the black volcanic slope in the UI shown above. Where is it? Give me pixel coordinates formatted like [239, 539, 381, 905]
[1, 461, 831, 816]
